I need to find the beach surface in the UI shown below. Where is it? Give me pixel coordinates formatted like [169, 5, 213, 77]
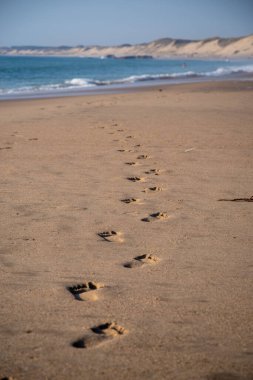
[0, 81, 252, 380]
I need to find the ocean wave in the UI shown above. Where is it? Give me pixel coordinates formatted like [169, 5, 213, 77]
[0, 80, 94, 95]
[65, 78, 94, 86]
[61, 64, 253, 86]
[1, 64, 252, 96]
[204, 64, 253, 76]
[62, 71, 198, 88]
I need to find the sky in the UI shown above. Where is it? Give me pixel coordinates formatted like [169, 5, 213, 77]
[0, 0, 253, 47]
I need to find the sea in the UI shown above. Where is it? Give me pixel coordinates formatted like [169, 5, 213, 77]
[0, 55, 253, 99]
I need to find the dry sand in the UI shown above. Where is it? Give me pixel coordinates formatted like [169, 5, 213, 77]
[0, 81, 252, 380]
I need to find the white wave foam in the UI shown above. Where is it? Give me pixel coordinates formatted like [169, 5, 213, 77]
[85, 71, 198, 86]
[65, 78, 94, 86]
[205, 64, 253, 76]
[0, 79, 95, 95]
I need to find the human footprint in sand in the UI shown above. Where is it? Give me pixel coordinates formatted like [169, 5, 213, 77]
[141, 212, 168, 222]
[72, 322, 128, 349]
[68, 281, 104, 301]
[98, 230, 124, 242]
[124, 253, 159, 268]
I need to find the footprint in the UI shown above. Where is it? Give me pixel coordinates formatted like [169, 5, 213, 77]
[117, 129, 124, 132]
[28, 138, 38, 141]
[118, 149, 134, 153]
[126, 135, 134, 139]
[72, 322, 128, 349]
[134, 144, 141, 147]
[137, 154, 150, 160]
[124, 254, 159, 268]
[98, 231, 124, 242]
[206, 372, 248, 380]
[141, 212, 168, 222]
[127, 176, 145, 182]
[68, 282, 104, 301]
[125, 162, 138, 166]
[145, 169, 161, 176]
[121, 198, 141, 204]
[218, 196, 253, 202]
[0, 146, 12, 150]
[142, 186, 163, 193]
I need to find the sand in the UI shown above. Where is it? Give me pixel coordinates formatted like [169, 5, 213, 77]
[0, 81, 252, 380]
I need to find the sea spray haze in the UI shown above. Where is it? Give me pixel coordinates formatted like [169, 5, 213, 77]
[0, 56, 253, 99]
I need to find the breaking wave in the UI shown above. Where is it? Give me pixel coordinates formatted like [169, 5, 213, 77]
[1, 63, 253, 96]
[204, 64, 253, 76]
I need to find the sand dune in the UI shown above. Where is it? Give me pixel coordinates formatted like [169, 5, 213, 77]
[1, 35, 253, 58]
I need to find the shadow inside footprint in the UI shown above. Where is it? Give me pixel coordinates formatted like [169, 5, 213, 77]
[125, 162, 138, 166]
[141, 212, 168, 222]
[68, 282, 104, 301]
[98, 231, 123, 242]
[0, 146, 12, 150]
[218, 196, 253, 202]
[127, 176, 145, 182]
[145, 169, 161, 175]
[137, 154, 150, 159]
[72, 322, 127, 349]
[206, 373, 250, 380]
[124, 254, 159, 268]
[121, 198, 140, 204]
[142, 186, 163, 193]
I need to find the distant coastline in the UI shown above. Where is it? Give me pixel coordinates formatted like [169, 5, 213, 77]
[1, 35, 253, 58]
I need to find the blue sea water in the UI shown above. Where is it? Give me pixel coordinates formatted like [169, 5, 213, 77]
[0, 56, 253, 99]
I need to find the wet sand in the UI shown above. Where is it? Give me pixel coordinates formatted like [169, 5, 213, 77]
[0, 81, 252, 380]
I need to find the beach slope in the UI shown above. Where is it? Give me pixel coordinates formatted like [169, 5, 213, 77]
[0, 81, 252, 380]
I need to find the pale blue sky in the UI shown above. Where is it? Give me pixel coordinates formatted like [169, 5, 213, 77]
[0, 0, 252, 47]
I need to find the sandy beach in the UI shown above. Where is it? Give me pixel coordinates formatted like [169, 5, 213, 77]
[0, 81, 252, 380]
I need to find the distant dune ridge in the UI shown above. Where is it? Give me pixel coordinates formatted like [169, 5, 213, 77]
[1, 35, 253, 58]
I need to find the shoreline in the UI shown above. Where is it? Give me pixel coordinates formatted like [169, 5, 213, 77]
[1, 73, 253, 102]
